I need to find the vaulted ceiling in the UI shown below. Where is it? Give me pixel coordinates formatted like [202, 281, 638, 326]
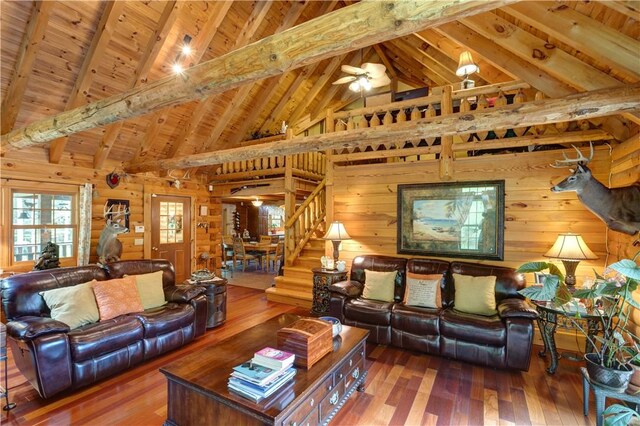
[1, 1, 638, 178]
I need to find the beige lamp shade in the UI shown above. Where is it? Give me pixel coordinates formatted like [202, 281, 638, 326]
[322, 221, 351, 241]
[456, 51, 479, 77]
[544, 233, 598, 260]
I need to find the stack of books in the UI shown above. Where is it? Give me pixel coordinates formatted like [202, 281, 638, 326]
[228, 347, 296, 402]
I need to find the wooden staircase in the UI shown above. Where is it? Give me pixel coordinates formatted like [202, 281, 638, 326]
[266, 231, 326, 308]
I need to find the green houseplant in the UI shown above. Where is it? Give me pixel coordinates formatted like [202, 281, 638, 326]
[517, 254, 640, 390]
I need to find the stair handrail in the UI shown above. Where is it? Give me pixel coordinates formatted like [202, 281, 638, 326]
[285, 178, 326, 265]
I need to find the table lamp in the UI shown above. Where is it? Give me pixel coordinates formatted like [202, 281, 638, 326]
[322, 221, 351, 270]
[544, 233, 598, 292]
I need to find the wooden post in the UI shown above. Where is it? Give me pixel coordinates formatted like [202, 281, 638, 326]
[439, 85, 454, 180]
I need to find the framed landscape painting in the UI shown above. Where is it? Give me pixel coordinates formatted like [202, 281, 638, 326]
[397, 181, 505, 260]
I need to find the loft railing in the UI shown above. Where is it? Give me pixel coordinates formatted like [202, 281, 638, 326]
[284, 178, 326, 266]
[212, 150, 325, 181]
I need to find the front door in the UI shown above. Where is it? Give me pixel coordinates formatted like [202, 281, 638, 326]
[151, 195, 191, 283]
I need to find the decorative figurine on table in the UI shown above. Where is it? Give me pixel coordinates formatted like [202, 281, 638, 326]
[33, 242, 60, 270]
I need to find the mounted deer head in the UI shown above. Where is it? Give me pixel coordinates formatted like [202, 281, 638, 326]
[551, 143, 640, 236]
[96, 202, 130, 264]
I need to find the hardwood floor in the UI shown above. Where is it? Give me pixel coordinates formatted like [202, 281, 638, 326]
[2, 283, 603, 425]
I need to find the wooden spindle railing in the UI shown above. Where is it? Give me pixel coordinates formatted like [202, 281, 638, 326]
[284, 178, 326, 265]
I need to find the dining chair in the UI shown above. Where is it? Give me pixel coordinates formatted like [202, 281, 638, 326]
[269, 241, 285, 274]
[232, 237, 260, 272]
[222, 236, 235, 277]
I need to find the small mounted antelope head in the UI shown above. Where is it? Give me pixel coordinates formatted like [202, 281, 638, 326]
[550, 143, 640, 236]
[96, 202, 130, 264]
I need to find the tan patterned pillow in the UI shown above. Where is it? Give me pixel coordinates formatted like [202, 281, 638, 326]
[41, 280, 99, 329]
[92, 276, 144, 321]
[403, 273, 443, 308]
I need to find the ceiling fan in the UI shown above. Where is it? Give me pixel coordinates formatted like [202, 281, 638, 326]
[332, 63, 391, 92]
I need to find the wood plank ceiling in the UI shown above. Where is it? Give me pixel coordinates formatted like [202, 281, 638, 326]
[1, 1, 638, 178]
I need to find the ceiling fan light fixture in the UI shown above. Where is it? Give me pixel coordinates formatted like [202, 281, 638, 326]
[456, 51, 479, 77]
[349, 81, 361, 92]
[361, 77, 372, 91]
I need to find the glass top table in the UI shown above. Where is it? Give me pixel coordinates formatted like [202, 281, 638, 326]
[533, 300, 608, 374]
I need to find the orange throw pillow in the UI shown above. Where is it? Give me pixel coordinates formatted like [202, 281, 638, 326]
[92, 276, 144, 321]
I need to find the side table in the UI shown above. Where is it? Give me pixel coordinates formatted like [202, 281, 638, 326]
[311, 268, 347, 316]
[533, 300, 606, 374]
[188, 277, 227, 329]
[581, 367, 640, 426]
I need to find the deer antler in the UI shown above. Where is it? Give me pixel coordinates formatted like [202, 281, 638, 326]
[551, 142, 594, 168]
[103, 201, 130, 223]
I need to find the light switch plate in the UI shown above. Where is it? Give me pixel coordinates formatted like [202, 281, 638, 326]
[134, 238, 144, 246]
[135, 225, 144, 233]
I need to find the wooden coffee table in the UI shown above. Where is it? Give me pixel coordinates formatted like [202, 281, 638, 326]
[160, 314, 369, 425]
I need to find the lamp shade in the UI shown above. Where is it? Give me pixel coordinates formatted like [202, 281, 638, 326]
[322, 221, 351, 241]
[456, 51, 479, 77]
[544, 233, 598, 260]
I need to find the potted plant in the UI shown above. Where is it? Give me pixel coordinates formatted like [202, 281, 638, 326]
[517, 253, 640, 391]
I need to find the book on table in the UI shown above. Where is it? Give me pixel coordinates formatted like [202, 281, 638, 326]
[228, 366, 296, 403]
[231, 361, 287, 387]
[252, 347, 295, 370]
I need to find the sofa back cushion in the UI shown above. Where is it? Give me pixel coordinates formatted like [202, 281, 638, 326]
[103, 259, 175, 289]
[350, 255, 407, 302]
[449, 262, 524, 305]
[1, 265, 108, 320]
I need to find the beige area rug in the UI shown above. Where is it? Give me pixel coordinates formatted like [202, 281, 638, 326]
[224, 270, 276, 290]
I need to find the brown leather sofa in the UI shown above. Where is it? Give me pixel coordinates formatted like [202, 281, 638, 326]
[1, 259, 207, 398]
[329, 255, 537, 371]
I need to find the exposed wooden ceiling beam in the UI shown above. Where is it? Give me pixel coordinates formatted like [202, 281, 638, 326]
[166, 1, 274, 159]
[126, 83, 640, 173]
[288, 54, 348, 125]
[2, 0, 516, 153]
[460, 13, 622, 92]
[48, 1, 126, 164]
[388, 38, 460, 85]
[417, 29, 509, 84]
[436, 22, 576, 97]
[382, 43, 440, 86]
[129, 1, 234, 164]
[503, 2, 640, 78]
[1, 1, 53, 135]
[605, 1, 640, 22]
[93, 0, 179, 169]
[129, 1, 234, 163]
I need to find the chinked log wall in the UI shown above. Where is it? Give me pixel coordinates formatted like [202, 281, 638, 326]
[0, 155, 218, 274]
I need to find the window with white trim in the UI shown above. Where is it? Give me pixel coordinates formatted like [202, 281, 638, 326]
[10, 190, 77, 265]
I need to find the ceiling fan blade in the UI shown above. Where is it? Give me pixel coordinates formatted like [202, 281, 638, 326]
[341, 64, 365, 75]
[370, 74, 391, 88]
[361, 62, 387, 78]
[332, 76, 357, 85]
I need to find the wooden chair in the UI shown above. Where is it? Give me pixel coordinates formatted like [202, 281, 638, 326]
[232, 237, 260, 272]
[221, 236, 235, 277]
[268, 241, 285, 274]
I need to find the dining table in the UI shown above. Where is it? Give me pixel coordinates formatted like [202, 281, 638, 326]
[243, 242, 278, 272]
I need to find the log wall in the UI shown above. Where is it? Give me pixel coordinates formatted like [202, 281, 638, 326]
[0, 152, 220, 274]
[332, 147, 612, 281]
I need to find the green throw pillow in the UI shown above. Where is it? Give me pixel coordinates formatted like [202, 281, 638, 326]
[453, 273, 497, 316]
[127, 270, 167, 310]
[362, 269, 397, 302]
[41, 281, 100, 329]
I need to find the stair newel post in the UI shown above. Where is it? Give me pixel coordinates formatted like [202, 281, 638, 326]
[284, 127, 296, 266]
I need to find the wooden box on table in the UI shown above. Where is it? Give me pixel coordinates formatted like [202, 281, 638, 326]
[276, 318, 332, 369]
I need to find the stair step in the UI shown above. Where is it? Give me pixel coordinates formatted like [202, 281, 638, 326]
[265, 287, 312, 308]
[282, 266, 314, 280]
[294, 256, 322, 269]
[274, 276, 313, 292]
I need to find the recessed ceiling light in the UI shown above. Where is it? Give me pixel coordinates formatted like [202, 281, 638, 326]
[172, 63, 183, 74]
[181, 44, 192, 56]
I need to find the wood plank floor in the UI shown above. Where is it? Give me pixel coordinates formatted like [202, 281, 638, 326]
[1, 283, 605, 425]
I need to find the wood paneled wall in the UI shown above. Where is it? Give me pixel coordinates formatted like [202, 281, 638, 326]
[0, 154, 221, 274]
[607, 134, 640, 262]
[332, 147, 612, 283]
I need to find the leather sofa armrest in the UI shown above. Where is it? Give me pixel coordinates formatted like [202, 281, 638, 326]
[6, 316, 70, 340]
[164, 284, 206, 303]
[329, 280, 363, 298]
[498, 298, 538, 320]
